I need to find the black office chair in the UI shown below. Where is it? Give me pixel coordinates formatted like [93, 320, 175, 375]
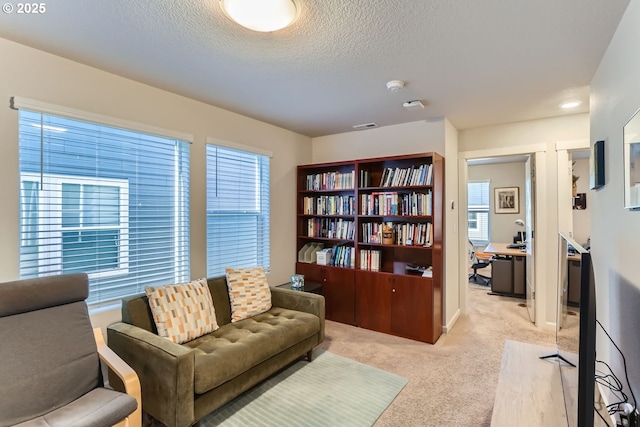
[468, 240, 492, 286]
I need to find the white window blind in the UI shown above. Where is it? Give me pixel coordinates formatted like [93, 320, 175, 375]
[468, 180, 490, 245]
[206, 144, 270, 276]
[18, 109, 190, 307]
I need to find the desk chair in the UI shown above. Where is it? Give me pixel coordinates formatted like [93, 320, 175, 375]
[468, 240, 492, 286]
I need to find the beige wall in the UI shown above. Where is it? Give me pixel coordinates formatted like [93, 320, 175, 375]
[459, 114, 590, 328]
[468, 162, 527, 244]
[311, 119, 462, 331]
[0, 38, 312, 328]
[571, 157, 591, 246]
[590, 0, 640, 397]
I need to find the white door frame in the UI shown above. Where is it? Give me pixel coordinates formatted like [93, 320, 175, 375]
[458, 144, 547, 327]
[555, 139, 589, 331]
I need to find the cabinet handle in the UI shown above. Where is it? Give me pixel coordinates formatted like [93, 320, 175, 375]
[392, 288, 396, 293]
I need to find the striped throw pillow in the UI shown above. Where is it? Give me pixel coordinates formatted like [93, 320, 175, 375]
[145, 278, 219, 344]
[225, 267, 272, 322]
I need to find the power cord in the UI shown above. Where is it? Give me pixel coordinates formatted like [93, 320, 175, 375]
[596, 320, 638, 427]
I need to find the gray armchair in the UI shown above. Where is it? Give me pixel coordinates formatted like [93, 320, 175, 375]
[0, 273, 141, 427]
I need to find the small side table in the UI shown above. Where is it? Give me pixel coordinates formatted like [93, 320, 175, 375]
[276, 281, 323, 295]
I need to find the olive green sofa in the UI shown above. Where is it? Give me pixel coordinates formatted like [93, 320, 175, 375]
[107, 276, 325, 427]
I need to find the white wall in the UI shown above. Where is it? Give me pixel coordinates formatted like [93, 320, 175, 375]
[468, 162, 527, 244]
[311, 119, 462, 331]
[0, 38, 312, 329]
[590, 0, 640, 400]
[459, 114, 590, 328]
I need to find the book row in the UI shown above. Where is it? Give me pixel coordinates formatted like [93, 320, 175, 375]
[359, 249, 381, 271]
[305, 170, 355, 190]
[377, 163, 433, 187]
[306, 218, 355, 239]
[303, 195, 356, 215]
[360, 221, 433, 247]
[318, 245, 355, 268]
[360, 191, 432, 216]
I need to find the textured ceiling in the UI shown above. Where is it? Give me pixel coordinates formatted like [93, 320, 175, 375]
[0, 0, 631, 137]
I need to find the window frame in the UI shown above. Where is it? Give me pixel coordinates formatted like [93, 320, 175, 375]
[205, 142, 271, 277]
[467, 180, 491, 245]
[20, 172, 130, 279]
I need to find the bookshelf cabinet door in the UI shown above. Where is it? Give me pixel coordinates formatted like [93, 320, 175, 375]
[390, 276, 434, 342]
[296, 262, 355, 325]
[323, 267, 356, 325]
[355, 270, 392, 333]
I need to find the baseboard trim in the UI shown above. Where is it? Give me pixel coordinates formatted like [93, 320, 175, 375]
[444, 308, 461, 333]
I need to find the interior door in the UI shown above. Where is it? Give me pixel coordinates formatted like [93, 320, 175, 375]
[525, 156, 535, 322]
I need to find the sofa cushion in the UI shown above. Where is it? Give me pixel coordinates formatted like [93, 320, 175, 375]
[146, 278, 219, 344]
[225, 267, 272, 322]
[186, 307, 320, 394]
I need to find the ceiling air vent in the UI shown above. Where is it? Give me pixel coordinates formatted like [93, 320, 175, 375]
[352, 122, 378, 130]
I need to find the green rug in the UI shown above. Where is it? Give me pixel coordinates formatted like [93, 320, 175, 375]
[202, 350, 407, 427]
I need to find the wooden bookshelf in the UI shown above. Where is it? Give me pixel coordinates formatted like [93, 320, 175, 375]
[296, 153, 444, 343]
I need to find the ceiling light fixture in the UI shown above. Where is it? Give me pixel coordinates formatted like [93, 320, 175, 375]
[403, 100, 425, 111]
[220, 0, 299, 32]
[560, 100, 581, 109]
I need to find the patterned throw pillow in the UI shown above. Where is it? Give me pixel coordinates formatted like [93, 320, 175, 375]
[225, 267, 272, 322]
[145, 278, 219, 344]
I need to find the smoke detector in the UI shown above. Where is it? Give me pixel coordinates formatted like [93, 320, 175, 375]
[386, 80, 404, 93]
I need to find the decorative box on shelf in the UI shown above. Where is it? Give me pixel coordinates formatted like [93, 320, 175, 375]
[316, 250, 329, 265]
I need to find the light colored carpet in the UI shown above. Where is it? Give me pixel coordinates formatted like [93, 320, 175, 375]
[202, 350, 407, 427]
[318, 284, 558, 427]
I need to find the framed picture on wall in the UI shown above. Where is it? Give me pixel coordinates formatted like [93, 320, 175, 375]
[494, 187, 519, 214]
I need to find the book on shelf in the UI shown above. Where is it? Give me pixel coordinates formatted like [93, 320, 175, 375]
[378, 163, 433, 187]
[329, 245, 354, 268]
[359, 169, 370, 188]
[360, 190, 432, 216]
[359, 249, 381, 271]
[305, 170, 355, 190]
[303, 195, 355, 215]
[307, 218, 355, 239]
[393, 222, 433, 247]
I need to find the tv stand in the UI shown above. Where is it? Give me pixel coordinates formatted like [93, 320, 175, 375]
[539, 352, 576, 367]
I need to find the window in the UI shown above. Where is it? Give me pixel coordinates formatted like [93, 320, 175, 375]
[468, 181, 490, 245]
[18, 107, 190, 306]
[206, 144, 270, 276]
[21, 174, 129, 278]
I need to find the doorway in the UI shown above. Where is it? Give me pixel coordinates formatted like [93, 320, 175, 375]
[458, 146, 548, 328]
[465, 155, 535, 323]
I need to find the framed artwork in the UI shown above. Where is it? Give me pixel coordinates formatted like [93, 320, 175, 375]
[590, 140, 605, 190]
[494, 187, 519, 214]
[624, 108, 640, 209]
[573, 193, 587, 210]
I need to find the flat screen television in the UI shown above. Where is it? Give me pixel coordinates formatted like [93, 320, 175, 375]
[553, 233, 600, 427]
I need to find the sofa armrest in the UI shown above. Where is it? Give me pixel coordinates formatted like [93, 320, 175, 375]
[270, 287, 325, 342]
[107, 322, 196, 427]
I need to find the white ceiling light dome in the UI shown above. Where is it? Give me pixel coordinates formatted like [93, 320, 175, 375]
[220, 0, 300, 32]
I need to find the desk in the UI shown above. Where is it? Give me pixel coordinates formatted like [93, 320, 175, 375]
[484, 242, 527, 257]
[483, 243, 526, 297]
